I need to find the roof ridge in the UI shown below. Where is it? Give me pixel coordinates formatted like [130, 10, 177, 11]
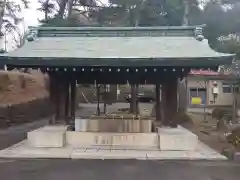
[30, 25, 206, 31]
[27, 25, 206, 38]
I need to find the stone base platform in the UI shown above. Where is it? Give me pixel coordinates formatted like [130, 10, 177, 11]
[66, 131, 159, 149]
[27, 125, 68, 148]
[0, 125, 227, 160]
[0, 140, 227, 160]
[158, 126, 198, 151]
[26, 125, 198, 151]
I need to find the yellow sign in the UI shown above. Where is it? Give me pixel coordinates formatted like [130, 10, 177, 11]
[191, 97, 202, 105]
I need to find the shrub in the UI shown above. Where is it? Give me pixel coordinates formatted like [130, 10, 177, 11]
[212, 108, 231, 120]
[226, 127, 240, 148]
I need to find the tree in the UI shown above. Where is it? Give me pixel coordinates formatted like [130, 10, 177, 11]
[38, 0, 100, 26]
[0, 0, 28, 30]
[38, 0, 56, 22]
[0, 0, 29, 53]
[0, 0, 6, 33]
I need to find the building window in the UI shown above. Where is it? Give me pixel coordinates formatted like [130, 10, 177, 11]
[222, 83, 232, 93]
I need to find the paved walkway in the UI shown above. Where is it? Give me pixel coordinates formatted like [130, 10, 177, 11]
[0, 119, 49, 150]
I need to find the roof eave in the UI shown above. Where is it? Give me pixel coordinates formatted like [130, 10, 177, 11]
[0, 55, 234, 67]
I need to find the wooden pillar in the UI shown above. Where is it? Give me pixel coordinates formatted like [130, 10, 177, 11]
[64, 79, 70, 124]
[135, 84, 139, 115]
[58, 74, 68, 123]
[96, 84, 100, 116]
[155, 83, 161, 121]
[48, 73, 57, 124]
[162, 79, 178, 127]
[70, 78, 76, 120]
[232, 84, 237, 123]
[48, 72, 67, 123]
[130, 84, 136, 114]
[48, 72, 72, 124]
[103, 84, 107, 114]
[55, 76, 61, 121]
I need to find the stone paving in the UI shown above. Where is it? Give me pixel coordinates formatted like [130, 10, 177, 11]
[0, 139, 227, 160]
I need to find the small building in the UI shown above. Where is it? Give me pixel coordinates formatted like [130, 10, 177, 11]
[187, 69, 237, 107]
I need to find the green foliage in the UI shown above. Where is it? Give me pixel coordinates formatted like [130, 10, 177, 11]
[90, 0, 202, 27]
[216, 39, 240, 58]
[40, 16, 76, 27]
[38, 0, 56, 21]
[40, 15, 91, 27]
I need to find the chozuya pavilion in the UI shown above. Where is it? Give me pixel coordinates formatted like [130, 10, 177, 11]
[0, 26, 235, 151]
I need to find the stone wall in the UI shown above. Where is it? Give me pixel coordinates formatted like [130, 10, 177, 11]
[0, 98, 53, 128]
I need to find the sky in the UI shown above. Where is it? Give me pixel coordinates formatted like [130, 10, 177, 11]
[23, 0, 43, 26]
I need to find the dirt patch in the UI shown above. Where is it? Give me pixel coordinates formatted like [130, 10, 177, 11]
[0, 70, 52, 128]
[0, 70, 48, 105]
[227, 127, 240, 151]
[185, 113, 233, 153]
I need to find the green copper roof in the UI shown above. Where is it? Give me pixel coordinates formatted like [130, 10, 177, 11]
[0, 26, 235, 67]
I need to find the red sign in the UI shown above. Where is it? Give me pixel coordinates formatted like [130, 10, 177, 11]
[189, 69, 220, 76]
